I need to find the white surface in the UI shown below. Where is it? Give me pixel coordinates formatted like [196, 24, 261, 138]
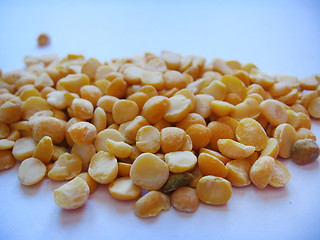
[1, 0, 320, 240]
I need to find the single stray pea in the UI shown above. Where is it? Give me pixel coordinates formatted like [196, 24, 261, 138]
[291, 139, 320, 165]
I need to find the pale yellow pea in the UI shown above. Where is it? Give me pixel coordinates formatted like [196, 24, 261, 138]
[141, 96, 169, 124]
[23, 96, 51, 120]
[260, 138, 280, 159]
[276, 75, 300, 88]
[18, 157, 46, 186]
[0, 122, 10, 139]
[273, 123, 297, 158]
[186, 78, 206, 94]
[176, 113, 206, 131]
[269, 160, 291, 188]
[226, 60, 242, 70]
[153, 119, 172, 131]
[164, 94, 192, 122]
[32, 136, 53, 164]
[286, 109, 300, 129]
[54, 176, 90, 209]
[296, 128, 317, 141]
[275, 89, 299, 106]
[34, 72, 54, 89]
[141, 70, 163, 90]
[112, 100, 139, 124]
[80, 85, 102, 107]
[210, 100, 235, 117]
[136, 125, 160, 153]
[246, 93, 264, 104]
[165, 151, 197, 173]
[12, 137, 37, 161]
[19, 88, 41, 101]
[161, 51, 181, 70]
[134, 191, 170, 218]
[198, 153, 228, 178]
[297, 112, 311, 130]
[56, 73, 90, 94]
[46, 91, 68, 109]
[249, 68, 275, 88]
[127, 92, 149, 111]
[225, 94, 241, 107]
[220, 75, 247, 101]
[94, 129, 124, 152]
[106, 78, 127, 98]
[81, 58, 102, 80]
[199, 148, 230, 164]
[236, 118, 268, 151]
[137, 85, 158, 98]
[174, 89, 196, 112]
[94, 79, 110, 94]
[299, 75, 319, 90]
[97, 95, 119, 113]
[118, 162, 132, 177]
[160, 127, 186, 153]
[77, 172, 98, 194]
[0, 97, 23, 123]
[217, 139, 256, 159]
[171, 187, 199, 213]
[52, 108, 68, 121]
[95, 65, 115, 81]
[249, 156, 275, 189]
[106, 139, 133, 158]
[193, 94, 214, 119]
[226, 159, 251, 187]
[67, 121, 97, 145]
[247, 83, 269, 100]
[308, 97, 320, 118]
[163, 70, 187, 89]
[217, 116, 239, 134]
[231, 98, 260, 120]
[180, 134, 193, 151]
[0, 150, 16, 171]
[48, 153, 82, 181]
[130, 153, 169, 191]
[0, 139, 14, 150]
[207, 121, 235, 150]
[300, 91, 318, 108]
[71, 98, 94, 120]
[108, 177, 141, 200]
[71, 143, 96, 171]
[52, 145, 68, 161]
[91, 107, 107, 133]
[125, 116, 149, 141]
[31, 116, 66, 144]
[196, 175, 232, 205]
[6, 129, 20, 141]
[268, 82, 291, 98]
[245, 151, 259, 165]
[147, 57, 168, 71]
[118, 121, 136, 145]
[88, 151, 118, 184]
[259, 99, 288, 126]
[123, 65, 143, 84]
[212, 58, 233, 75]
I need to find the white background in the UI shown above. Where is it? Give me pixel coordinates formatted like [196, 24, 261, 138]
[0, 0, 320, 240]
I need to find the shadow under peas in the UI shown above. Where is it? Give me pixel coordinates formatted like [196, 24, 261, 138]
[298, 159, 319, 171]
[19, 180, 43, 196]
[254, 185, 289, 201]
[59, 205, 86, 225]
[91, 184, 135, 215]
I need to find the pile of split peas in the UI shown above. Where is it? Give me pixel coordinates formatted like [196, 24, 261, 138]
[0, 52, 320, 218]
